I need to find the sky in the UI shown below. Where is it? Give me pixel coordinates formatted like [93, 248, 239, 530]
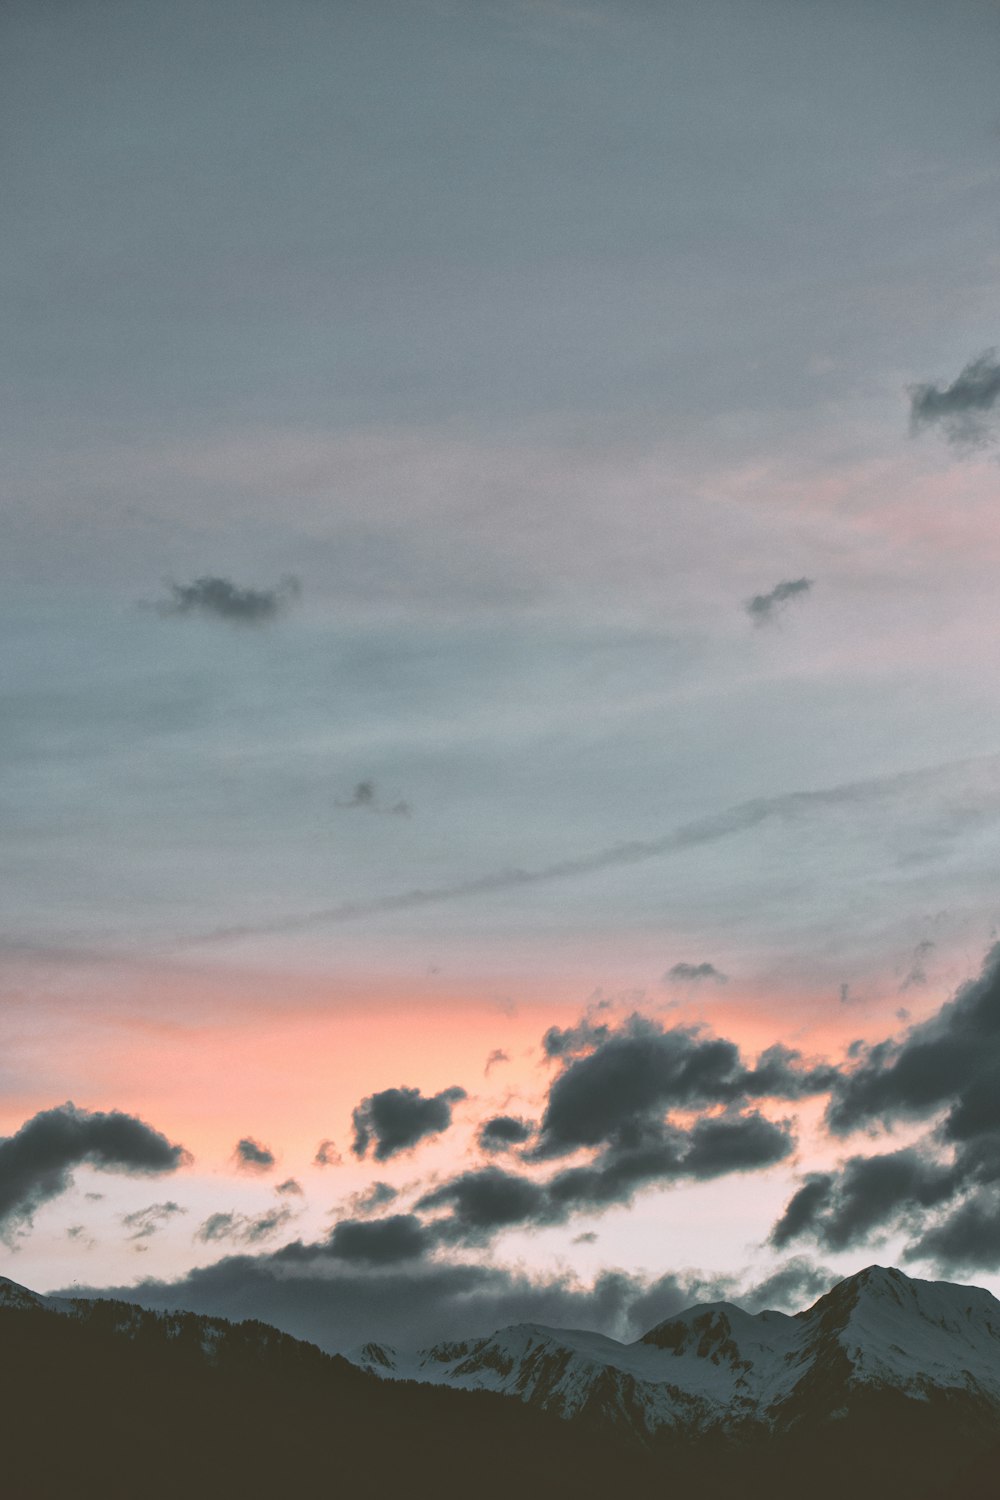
[3, 0, 1000, 1354]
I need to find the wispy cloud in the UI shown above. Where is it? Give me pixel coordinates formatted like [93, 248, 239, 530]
[121, 1201, 186, 1241]
[187, 752, 1000, 943]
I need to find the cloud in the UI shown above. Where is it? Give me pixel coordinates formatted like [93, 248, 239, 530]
[346, 1181, 398, 1216]
[542, 1017, 611, 1059]
[351, 1015, 827, 1248]
[275, 1178, 303, 1196]
[195, 1205, 295, 1246]
[417, 1168, 548, 1245]
[739, 1256, 835, 1313]
[351, 1085, 467, 1162]
[909, 349, 1000, 447]
[477, 1115, 535, 1153]
[154, 574, 300, 624]
[326, 1213, 434, 1265]
[121, 1201, 187, 1241]
[744, 577, 813, 625]
[770, 1149, 954, 1252]
[65, 1253, 833, 1355]
[664, 962, 728, 985]
[313, 1140, 342, 1168]
[0, 1102, 189, 1238]
[234, 1138, 276, 1173]
[335, 781, 411, 817]
[484, 1049, 510, 1075]
[188, 747, 993, 944]
[771, 944, 1000, 1272]
[900, 939, 935, 991]
[531, 1015, 833, 1161]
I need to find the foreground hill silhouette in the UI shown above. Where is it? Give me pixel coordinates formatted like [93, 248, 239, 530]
[3, 1268, 1000, 1498]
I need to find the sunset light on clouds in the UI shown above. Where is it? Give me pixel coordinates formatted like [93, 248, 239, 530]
[3, 0, 1000, 1355]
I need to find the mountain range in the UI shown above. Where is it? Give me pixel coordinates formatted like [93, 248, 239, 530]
[3, 1265, 1000, 1498]
[348, 1263, 1000, 1440]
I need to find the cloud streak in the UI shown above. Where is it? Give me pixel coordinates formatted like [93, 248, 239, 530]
[187, 752, 1000, 943]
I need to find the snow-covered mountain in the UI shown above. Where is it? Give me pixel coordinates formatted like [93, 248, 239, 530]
[347, 1265, 1000, 1439]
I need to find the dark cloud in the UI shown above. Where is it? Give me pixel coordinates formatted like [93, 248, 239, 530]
[826, 942, 1000, 1139]
[417, 1168, 548, 1245]
[313, 1140, 342, 1168]
[414, 1108, 793, 1248]
[744, 577, 813, 625]
[532, 1016, 830, 1161]
[275, 1178, 303, 1196]
[155, 574, 300, 624]
[771, 945, 1000, 1273]
[195, 1205, 295, 1246]
[477, 1115, 535, 1154]
[345, 1014, 808, 1247]
[909, 349, 1000, 446]
[484, 1049, 509, 1075]
[335, 781, 412, 816]
[327, 1214, 433, 1265]
[346, 1181, 398, 1216]
[121, 1201, 186, 1241]
[0, 1102, 189, 1238]
[907, 1190, 1000, 1268]
[542, 1017, 611, 1059]
[739, 1256, 834, 1313]
[770, 1149, 954, 1252]
[664, 962, 728, 985]
[234, 1138, 276, 1173]
[74, 1252, 830, 1354]
[351, 1085, 466, 1162]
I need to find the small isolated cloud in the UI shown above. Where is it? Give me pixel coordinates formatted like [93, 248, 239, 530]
[335, 781, 411, 817]
[234, 1138, 276, 1174]
[909, 349, 1000, 447]
[195, 1205, 295, 1246]
[477, 1115, 535, 1154]
[664, 962, 728, 986]
[154, 574, 300, 624]
[121, 1201, 187, 1241]
[313, 1140, 342, 1168]
[351, 1085, 467, 1162]
[484, 1049, 509, 1076]
[0, 1102, 190, 1240]
[275, 1178, 303, 1197]
[572, 1231, 598, 1244]
[745, 578, 813, 626]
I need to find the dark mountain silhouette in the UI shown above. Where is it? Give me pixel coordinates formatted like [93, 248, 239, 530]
[2, 1266, 1000, 1498]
